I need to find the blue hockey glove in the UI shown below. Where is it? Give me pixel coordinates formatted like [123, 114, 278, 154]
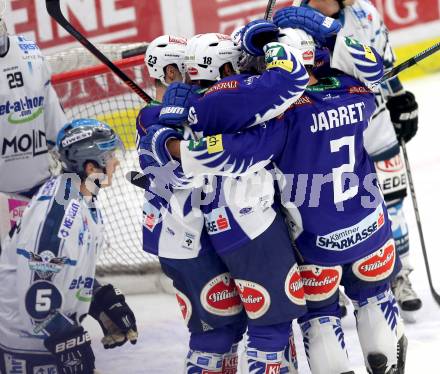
[139, 125, 183, 167]
[89, 284, 138, 349]
[273, 7, 342, 43]
[44, 325, 95, 374]
[242, 19, 280, 56]
[159, 82, 196, 126]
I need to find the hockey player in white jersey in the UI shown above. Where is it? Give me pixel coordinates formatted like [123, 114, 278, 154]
[0, 119, 138, 374]
[0, 5, 67, 250]
[281, 0, 422, 315]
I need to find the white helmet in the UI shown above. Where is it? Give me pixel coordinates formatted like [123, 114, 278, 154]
[185, 33, 241, 81]
[278, 28, 315, 66]
[145, 35, 187, 84]
[0, 0, 8, 56]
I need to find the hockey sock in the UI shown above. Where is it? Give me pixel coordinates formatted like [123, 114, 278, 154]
[300, 316, 352, 374]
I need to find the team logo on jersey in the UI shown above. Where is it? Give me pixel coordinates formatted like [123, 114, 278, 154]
[17, 248, 76, 280]
[175, 289, 192, 325]
[299, 265, 342, 302]
[234, 279, 270, 319]
[25, 281, 63, 321]
[200, 273, 242, 316]
[284, 264, 306, 305]
[205, 207, 231, 235]
[0, 96, 45, 124]
[1, 129, 48, 161]
[352, 239, 396, 282]
[222, 350, 238, 374]
[316, 204, 385, 251]
[57, 199, 81, 239]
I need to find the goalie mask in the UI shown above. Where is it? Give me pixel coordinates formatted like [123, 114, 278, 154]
[145, 35, 187, 85]
[185, 33, 241, 82]
[278, 28, 316, 66]
[0, 0, 8, 56]
[56, 119, 124, 177]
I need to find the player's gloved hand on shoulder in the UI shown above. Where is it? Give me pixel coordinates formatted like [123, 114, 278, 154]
[138, 125, 183, 167]
[242, 19, 280, 56]
[386, 91, 418, 143]
[44, 325, 95, 374]
[89, 284, 138, 349]
[264, 42, 303, 74]
[273, 6, 342, 43]
[159, 83, 197, 126]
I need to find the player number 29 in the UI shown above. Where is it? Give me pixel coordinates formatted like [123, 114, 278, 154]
[330, 136, 359, 204]
[35, 289, 53, 312]
[7, 72, 24, 89]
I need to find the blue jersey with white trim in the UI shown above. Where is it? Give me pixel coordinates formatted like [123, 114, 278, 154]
[180, 75, 393, 265]
[0, 175, 103, 353]
[182, 65, 309, 254]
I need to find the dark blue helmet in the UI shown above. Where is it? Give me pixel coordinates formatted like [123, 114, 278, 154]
[56, 119, 123, 175]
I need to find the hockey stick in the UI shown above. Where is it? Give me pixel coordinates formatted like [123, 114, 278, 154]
[45, 0, 152, 103]
[375, 41, 440, 86]
[401, 140, 440, 306]
[264, 0, 278, 20]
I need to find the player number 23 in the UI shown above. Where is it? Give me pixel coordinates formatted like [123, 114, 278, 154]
[330, 136, 359, 204]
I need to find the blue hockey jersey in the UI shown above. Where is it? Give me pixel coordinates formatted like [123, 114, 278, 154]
[179, 75, 393, 265]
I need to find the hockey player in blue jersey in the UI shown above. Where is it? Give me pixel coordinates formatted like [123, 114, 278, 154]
[143, 27, 316, 372]
[137, 35, 248, 374]
[0, 119, 138, 374]
[160, 22, 407, 373]
[282, 0, 422, 317]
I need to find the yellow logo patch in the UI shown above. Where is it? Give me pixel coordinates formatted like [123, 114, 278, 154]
[207, 134, 223, 154]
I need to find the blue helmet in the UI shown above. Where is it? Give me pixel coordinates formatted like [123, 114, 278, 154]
[56, 119, 123, 175]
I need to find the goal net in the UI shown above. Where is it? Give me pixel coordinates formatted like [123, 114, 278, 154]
[51, 54, 160, 278]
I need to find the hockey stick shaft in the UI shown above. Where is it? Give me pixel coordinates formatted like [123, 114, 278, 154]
[401, 140, 440, 306]
[264, 0, 277, 20]
[45, 0, 152, 103]
[378, 41, 440, 84]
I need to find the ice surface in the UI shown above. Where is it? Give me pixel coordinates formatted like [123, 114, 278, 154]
[83, 73, 440, 373]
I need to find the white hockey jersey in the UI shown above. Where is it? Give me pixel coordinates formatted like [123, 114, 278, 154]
[0, 175, 104, 354]
[335, 0, 399, 156]
[0, 35, 67, 193]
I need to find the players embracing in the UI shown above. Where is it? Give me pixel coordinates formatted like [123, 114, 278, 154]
[140, 6, 410, 374]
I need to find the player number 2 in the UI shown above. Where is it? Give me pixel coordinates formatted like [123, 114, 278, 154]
[330, 136, 359, 204]
[36, 289, 52, 312]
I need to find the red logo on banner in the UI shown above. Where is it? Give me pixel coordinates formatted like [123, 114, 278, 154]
[352, 239, 396, 281]
[265, 363, 281, 374]
[201, 273, 243, 316]
[234, 279, 271, 319]
[175, 290, 192, 325]
[284, 264, 306, 305]
[222, 353, 238, 374]
[299, 265, 342, 302]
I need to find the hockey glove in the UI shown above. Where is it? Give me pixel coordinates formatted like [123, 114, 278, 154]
[89, 284, 138, 349]
[44, 325, 95, 374]
[273, 6, 342, 43]
[386, 91, 418, 143]
[139, 125, 183, 167]
[242, 19, 280, 56]
[159, 82, 196, 126]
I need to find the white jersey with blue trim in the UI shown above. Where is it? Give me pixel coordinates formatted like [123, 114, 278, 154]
[336, 0, 399, 156]
[0, 35, 67, 194]
[0, 175, 104, 354]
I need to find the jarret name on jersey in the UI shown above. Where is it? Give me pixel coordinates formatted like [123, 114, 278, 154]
[310, 102, 365, 133]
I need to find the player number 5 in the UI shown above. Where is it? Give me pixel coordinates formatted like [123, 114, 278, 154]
[330, 136, 358, 204]
[36, 289, 52, 312]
